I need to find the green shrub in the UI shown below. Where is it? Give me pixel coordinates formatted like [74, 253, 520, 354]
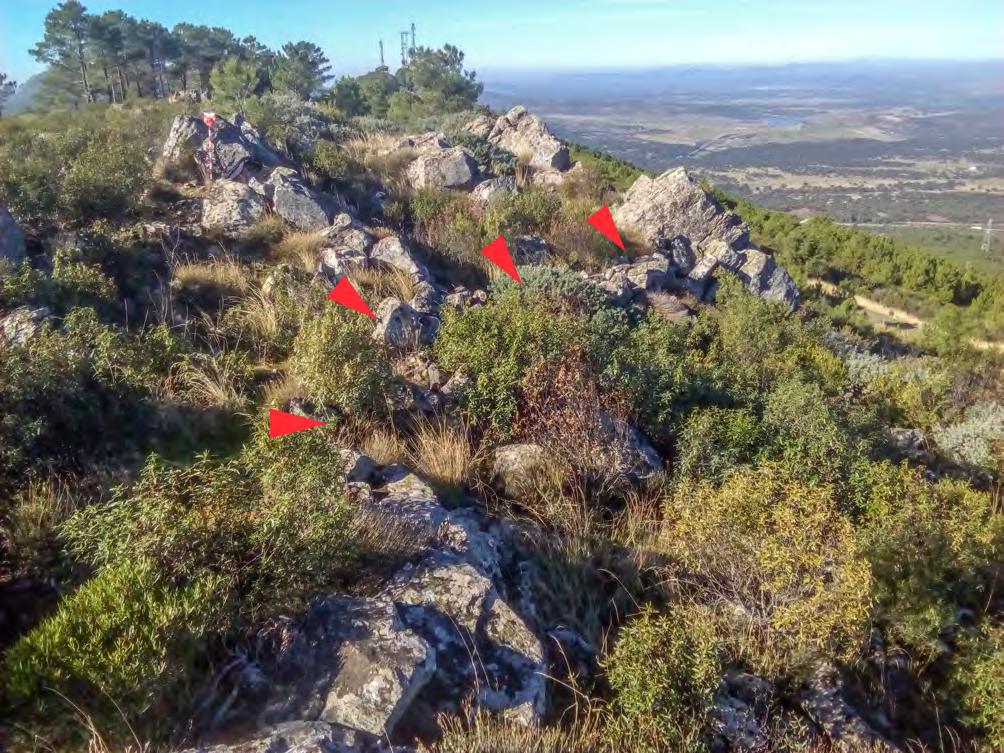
[853, 461, 1003, 657]
[661, 465, 873, 675]
[604, 605, 722, 752]
[5, 430, 361, 743]
[59, 132, 148, 221]
[951, 624, 1004, 749]
[290, 306, 393, 417]
[491, 264, 611, 315]
[447, 130, 517, 177]
[4, 560, 225, 745]
[307, 139, 365, 184]
[435, 290, 585, 434]
[674, 407, 763, 483]
[0, 309, 179, 490]
[481, 189, 562, 239]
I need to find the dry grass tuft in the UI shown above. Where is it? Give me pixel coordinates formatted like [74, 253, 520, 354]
[172, 254, 253, 298]
[348, 264, 417, 302]
[261, 372, 306, 409]
[406, 418, 480, 493]
[361, 426, 408, 467]
[425, 707, 607, 753]
[167, 345, 251, 412]
[274, 230, 326, 272]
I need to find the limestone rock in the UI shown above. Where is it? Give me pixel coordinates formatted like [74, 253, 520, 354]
[736, 247, 799, 309]
[178, 721, 403, 753]
[0, 306, 51, 348]
[371, 236, 429, 281]
[384, 132, 449, 156]
[201, 180, 268, 234]
[799, 664, 899, 753]
[319, 214, 375, 279]
[712, 672, 774, 752]
[163, 115, 285, 182]
[470, 176, 516, 209]
[612, 167, 749, 251]
[463, 113, 495, 139]
[269, 168, 343, 231]
[372, 298, 440, 348]
[623, 253, 671, 292]
[406, 147, 480, 190]
[261, 595, 435, 737]
[598, 412, 664, 483]
[0, 205, 26, 268]
[488, 106, 570, 171]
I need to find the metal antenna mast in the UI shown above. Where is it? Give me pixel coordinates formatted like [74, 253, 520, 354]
[981, 218, 994, 257]
[411, 22, 416, 51]
[378, 40, 389, 72]
[400, 30, 409, 66]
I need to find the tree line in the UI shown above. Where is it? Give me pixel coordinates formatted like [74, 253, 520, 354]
[5, 0, 483, 120]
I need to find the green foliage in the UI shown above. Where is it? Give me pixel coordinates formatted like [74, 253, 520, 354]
[4, 559, 225, 744]
[0, 71, 17, 116]
[448, 130, 517, 177]
[674, 406, 763, 483]
[604, 605, 722, 752]
[270, 41, 332, 100]
[387, 44, 482, 123]
[567, 142, 648, 192]
[329, 76, 367, 116]
[951, 624, 1004, 749]
[290, 306, 393, 417]
[0, 308, 179, 490]
[209, 56, 261, 113]
[307, 138, 365, 184]
[662, 466, 873, 675]
[355, 70, 400, 118]
[6, 431, 359, 743]
[481, 189, 562, 239]
[491, 265, 612, 315]
[853, 461, 1002, 657]
[435, 290, 585, 435]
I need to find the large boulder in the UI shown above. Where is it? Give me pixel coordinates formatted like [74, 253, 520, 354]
[488, 106, 570, 172]
[269, 167, 343, 230]
[0, 205, 26, 268]
[261, 595, 435, 737]
[463, 113, 495, 139]
[370, 236, 429, 281]
[0, 306, 51, 349]
[201, 179, 268, 233]
[162, 115, 285, 181]
[469, 176, 516, 210]
[406, 147, 480, 190]
[318, 214, 375, 279]
[372, 298, 440, 348]
[612, 167, 750, 251]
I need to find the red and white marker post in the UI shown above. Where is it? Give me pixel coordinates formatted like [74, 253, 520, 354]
[202, 111, 217, 181]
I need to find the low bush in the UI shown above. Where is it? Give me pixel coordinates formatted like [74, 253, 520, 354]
[0, 309, 179, 491]
[290, 306, 393, 418]
[603, 605, 722, 752]
[5, 427, 360, 744]
[660, 466, 873, 675]
[435, 290, 585, 435]
[481, 189, 562, 239]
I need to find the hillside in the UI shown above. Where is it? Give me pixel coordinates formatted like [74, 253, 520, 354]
[1, 39, 1003, 753]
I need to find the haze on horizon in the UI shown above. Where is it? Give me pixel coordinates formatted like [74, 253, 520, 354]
[2, 0, 1002, 85]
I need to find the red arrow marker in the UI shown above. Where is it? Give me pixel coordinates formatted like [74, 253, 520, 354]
[587, 205, 625, 251]
[481, 235, 521, 284]
[328, 276, 375, 318]
[269, 409, 326, 438]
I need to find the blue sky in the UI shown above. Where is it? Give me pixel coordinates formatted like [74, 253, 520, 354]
[1, 0, 1002, 83]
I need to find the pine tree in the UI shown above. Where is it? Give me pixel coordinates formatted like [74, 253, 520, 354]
[30, 0, 95, 103]
[271, 41, 331, 100]
[0, 73, 17, 117]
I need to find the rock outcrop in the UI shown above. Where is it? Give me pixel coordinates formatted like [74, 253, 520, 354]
[162, 115, 286, 181]
[612, 167, 798, 308]
[268, 167, 344, 231]
[246, 469, 547, 745]
[0, 306, 51, 348]
[470, 176, 516, 209]
[201, 180, 268, 233]
[488, 106, 570, 172]
[372, 298, 440, 348]
[406, 146, 480, 190]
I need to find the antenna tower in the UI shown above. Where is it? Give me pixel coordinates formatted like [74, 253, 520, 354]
[378, 40, 389, 72]
[981, 218, 994, 257]
[411, 22, 416, 51]
[400, 30, 409, 66]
